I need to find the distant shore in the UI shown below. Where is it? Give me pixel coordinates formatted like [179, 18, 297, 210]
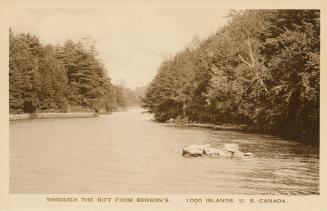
[9, 106, 143, 121]
[9, 112, 97, 121]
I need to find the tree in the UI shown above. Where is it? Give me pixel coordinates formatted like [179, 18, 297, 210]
[143, 9, 320, 142]
[9, 30, 124, 114]
[259, 10, 320, 140]
[9, 30, 42, 113]
[37, 45, 68, 112]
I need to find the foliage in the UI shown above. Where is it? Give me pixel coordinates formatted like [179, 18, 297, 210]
[143, 10, 320, 142]
[9, 30, 126, 113]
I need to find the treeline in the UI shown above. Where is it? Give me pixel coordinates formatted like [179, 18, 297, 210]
[9, 29, 131, 114]
[118, 86, 147, 107]
[143, 10, 320, 142]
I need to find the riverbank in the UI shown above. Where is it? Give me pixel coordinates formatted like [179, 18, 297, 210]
[9, 112, 96, 121]
[164, 121, 248, 131]
[164, 121, 319, 145]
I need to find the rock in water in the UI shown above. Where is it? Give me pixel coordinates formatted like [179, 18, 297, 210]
[216, 149, 233, 158]
[182, 144, 210, 157]
[182, 143, 254, 159]
[223, 143, 239, 153]
[223, 143, 246, 158]
[203, 147, 223, 156]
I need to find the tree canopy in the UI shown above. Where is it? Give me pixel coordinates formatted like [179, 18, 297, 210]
[143, 10, 320, 143]
[9, 29, 130, 114]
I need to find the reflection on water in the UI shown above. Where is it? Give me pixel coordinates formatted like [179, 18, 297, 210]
[10, 108, 319, 194]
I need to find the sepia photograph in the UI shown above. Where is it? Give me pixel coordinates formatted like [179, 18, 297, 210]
[3, 0, 322, 203]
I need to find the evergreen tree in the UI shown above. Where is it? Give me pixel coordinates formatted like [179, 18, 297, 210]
[9, 30, 124, 114]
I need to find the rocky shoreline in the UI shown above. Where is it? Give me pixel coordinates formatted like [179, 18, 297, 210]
[164, 121, 249, 132]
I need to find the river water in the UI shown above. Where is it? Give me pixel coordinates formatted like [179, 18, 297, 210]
[10, 108, 319, 194]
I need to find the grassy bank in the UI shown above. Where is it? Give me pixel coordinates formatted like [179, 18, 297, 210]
[9, 112, 96, 121]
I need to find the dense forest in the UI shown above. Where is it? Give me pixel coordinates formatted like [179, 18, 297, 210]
[143, 10, 320, 142]
[9, 29, 144, 114]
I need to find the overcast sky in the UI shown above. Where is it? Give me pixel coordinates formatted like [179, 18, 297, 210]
[9, 1, 229, 89]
